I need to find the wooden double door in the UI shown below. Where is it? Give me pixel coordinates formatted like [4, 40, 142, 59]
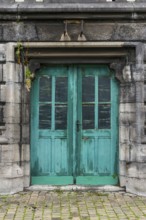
[31, 65, 119, 185]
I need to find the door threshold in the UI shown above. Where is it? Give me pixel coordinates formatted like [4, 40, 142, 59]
[26, 185, 125, 192]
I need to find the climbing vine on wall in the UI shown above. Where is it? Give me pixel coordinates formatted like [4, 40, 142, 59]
[16, 42, 35, 91]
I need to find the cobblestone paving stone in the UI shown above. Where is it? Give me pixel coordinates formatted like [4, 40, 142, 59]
[0, 191, 146, 220]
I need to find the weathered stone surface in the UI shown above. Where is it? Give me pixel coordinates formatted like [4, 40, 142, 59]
[126, 177, 146, 196]
[22, 104, 30, 124]
[22, 125, 29, 144]
[0, 84, 6, 102]
[120, 83, 135, 103]
[2, 22, 146, 42]
[119, 161, 126, 176]
[113, 24, 146, 41]
[120, 112, 136, 125]
[4, 103, 20, 124]
[0, 64, 3, 82]
[136, 144, 146, 162]
[5, 63, 23, 83]
[36, 23, 64, 41]
[119, 175, 127, 187]
[5, 83, 21, 104]
[0, 26, 3, 42]
[23, 175, 30, 188]
[126, 162, 138, 178]
[22, 162, 30, 176]
[119, 125, 131, 143]
[11, 177, 23, 194]
[120, 103, 136, 113]
[0, 145, 20, 163]
[3, 23, 37, 42]
[23, 91, 30, 105]
[119, 143, 130, 161]
[84, 23, 114, 41]
[5, 124, 20, 143]
[0, 178, 12, 194]
[22, 144, 30, 162]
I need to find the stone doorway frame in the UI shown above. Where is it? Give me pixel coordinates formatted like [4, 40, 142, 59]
[1, 42, 145, 195]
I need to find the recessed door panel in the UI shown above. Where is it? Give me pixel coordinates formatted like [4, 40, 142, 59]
[31, 65, 119, 185]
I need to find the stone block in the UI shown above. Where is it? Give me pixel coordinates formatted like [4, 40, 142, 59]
[113, 23, 146, 41]
[3, 23, 37, 42]
[0, 163, 12, 177]
[126, 162, 138, 178]
[0, 44, 6, 52]
[5, 124, 20, 143]
[119, 161, 126, 176]
[0, 174, 23, 194]
[2, 64, 7, 82]
[22, 125, 30, 144]
[22, 144, 30, 162]
[22, 104, 30, 124]
[0, 84, 6, 102]
[119, 112, 135, 125]
[126, 177, 146, 196]
[23, 90, 30, 105]
[0, 162, 23, 178]
[119, 175, 127, 187]
[129, 125, 137, 143]
[0, 177, 12, 194]
[5, 83, 21, 103]
[11, 177, 23, 194]
[12, 145, 20, 163]
[120, 83, 136, 103]
[119, 143, 130, 161]
[119, 124, 137, 148]
[5, 62, 22, 83]
[119, 125, 130, 143]
[1, 145, 20, 163]
[11, 163, 23, 178]
[85, 23, 114, 41]
[0, 27, 3, 42]
[22, 162, 30, 176]
[0, 105, 4, 124]
[120, 103, 136, 113]
[5, 43, 15, 62]
[4, 103, 20, 124]
[36, 23, 63, 41]
[136, 144, 146, 162]
[0, 64, 3, 82]
[23, 175, 30, 188]
[137, 163, 146, 178]
[1, 145, 13, 163]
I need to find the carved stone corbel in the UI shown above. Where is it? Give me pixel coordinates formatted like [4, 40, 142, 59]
[110, 61, 125, 83]
[28, 59, 41, 75]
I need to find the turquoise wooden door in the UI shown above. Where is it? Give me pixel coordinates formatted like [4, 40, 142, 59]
[31, 65, 119, 185]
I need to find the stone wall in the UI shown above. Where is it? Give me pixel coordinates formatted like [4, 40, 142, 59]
[0, 43, 30, 194]
[0, 22, 146, 42]
[0, 2, 146, 195]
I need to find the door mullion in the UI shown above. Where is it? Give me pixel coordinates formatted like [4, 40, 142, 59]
[52, 76, 55, 131]
[72, 66, 78, 183]
[76, 67, 82, 179]
[95, 75, 98, 129]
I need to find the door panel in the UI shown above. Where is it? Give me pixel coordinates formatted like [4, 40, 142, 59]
[31, 67, 73, 185]
[76, 66, 118, 185]
[31, 65, 119, 185]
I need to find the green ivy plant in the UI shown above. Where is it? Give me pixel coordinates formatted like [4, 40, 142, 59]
[25, 66, 35, 92]
[16, 42, 35, 91]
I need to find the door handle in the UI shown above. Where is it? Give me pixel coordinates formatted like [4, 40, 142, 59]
[76, 120, 81, 132]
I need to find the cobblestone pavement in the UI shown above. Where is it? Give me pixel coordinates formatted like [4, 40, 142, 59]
[0, 190, 146, 220]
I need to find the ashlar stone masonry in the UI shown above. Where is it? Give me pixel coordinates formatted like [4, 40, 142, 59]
[0, 1, 146, 196]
